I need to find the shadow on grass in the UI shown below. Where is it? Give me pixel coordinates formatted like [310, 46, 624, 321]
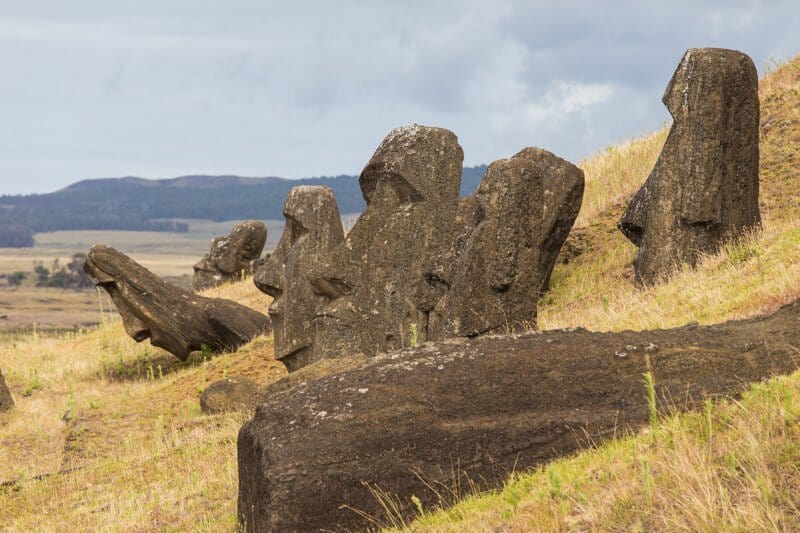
[101, 348, 217, 382]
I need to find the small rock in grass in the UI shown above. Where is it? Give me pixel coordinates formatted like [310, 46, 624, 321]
[200, 377, 258, 414]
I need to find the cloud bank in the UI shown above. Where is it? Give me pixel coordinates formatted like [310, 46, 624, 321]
[0, 0, 798, 193]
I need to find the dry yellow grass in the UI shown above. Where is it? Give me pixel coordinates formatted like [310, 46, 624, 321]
[398, 53, 800, 531]
[2, 54, 800, 532]
[0, 279, 284, 530]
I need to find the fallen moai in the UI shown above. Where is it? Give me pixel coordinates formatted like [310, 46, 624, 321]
[0, 369, 13, 413]
[428, 147, 584, 339]
[310, 125, 463, 360]
[619, 47, 760, 284]
[253, 186, 344, 371]
[85, 244, 270, 360]
[191, 220, 267, 292]
[238, 300, 800, 531]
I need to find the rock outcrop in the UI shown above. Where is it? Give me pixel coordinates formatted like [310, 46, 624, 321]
[619, 48, 760, 284]
[191, 220, 267, 291]
[428, 147, 584, 338]
[238, 300, 800, 531]
[309, 125, 463, 361]
[253, 186, 344, 371]
[85, 244, 270, 360]
[200, 377, 258, 414]
[0, 369, 13, 413]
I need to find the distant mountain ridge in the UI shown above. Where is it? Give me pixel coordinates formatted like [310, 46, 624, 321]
[0, 166, 488, 233]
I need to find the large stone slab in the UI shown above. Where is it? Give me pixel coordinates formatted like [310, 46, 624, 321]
[85, 244, 270, 360]
[619, 48, 760, 284]
[428, 147, 584, 338]
[253, 186, 345, 371]
[238, 300, 800, 531]
[192, 220, 267, 292]
[309, 125, 463, 361]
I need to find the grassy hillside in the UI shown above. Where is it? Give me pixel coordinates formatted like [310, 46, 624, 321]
[396, 54, 800, 531]
[1, 54, 799, 530]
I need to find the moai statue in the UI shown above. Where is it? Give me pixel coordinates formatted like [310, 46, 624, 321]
[191, 220, 267, 292]
[428, 147, 584, 339]
[85, 245, 270, 360]
[310, 125, 463, 360]
[619, 47, 760, 285]
[253, 186, 345, 372]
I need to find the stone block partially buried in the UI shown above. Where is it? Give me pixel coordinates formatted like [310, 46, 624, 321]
[428, 147, 584, 339]
[238, 299, 800, 532]
[619, 48, 760, 284]
[191, 220, 267, 292]
[253, 186, 344, 372]
[85, 244, 270, 360]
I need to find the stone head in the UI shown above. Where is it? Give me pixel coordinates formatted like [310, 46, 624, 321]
[254, 186, 344, 370]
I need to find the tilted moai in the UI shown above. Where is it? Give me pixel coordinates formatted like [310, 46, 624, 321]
[310, 125, 463, 360]
[619, 47, 760, 285]
[191, 220, 267, 292]
[85, 245, 270, 360]
[253, 186, 345, 371]
[428, 147, 584, 339]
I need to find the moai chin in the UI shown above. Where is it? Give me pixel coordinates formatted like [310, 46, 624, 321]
[253, 186, 345, 371]
[619, 47, 760, 285]
[310, 125, 463, 360]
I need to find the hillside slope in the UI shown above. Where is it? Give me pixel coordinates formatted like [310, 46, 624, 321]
[399, 54, 800, 531]
[0, 54, 799, 531]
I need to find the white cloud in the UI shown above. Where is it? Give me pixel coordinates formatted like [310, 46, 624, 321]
[0, 1, 799, 194]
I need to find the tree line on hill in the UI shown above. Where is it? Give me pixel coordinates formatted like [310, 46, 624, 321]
[0, 167, 487, 246]
[1, 253, 93, 289]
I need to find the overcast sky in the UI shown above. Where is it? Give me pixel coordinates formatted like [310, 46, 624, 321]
[0, 1, 798, 194]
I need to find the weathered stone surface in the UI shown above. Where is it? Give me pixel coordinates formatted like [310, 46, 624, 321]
[428, 147, 584, 338]
[239, 301, 800, 531]
[200, 377, 258, 414]
[253, 186, 344, 371]
[85, 244, 270, 360]
[191, 220, 267, 291]
[309, 125, 463, 361]
[0, 368, 13, 413]
[619, 48, 760, 284]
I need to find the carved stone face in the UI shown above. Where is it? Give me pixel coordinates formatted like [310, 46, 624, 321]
[618, 47, 760, 285]
[86, 244, 270, 360]
[310, 125, 463, 359]
[253, 186, 344, 371]
[191, 220, 267, 292]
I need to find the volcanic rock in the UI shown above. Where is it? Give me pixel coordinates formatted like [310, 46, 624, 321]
[309, 125, 463, 361]
[0, 368, 13, 413]
[192, 220, 267, 291]
[238, 300, 800, 531]
[84, 244, 270, 360]
[428, 147, 584, 338]
[200, 377, 258, 414]
[619, 48, 760, 284]
[253, 186, 344, 371]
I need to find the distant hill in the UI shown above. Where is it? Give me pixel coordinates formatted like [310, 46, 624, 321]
[0, 166, 488, 234]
